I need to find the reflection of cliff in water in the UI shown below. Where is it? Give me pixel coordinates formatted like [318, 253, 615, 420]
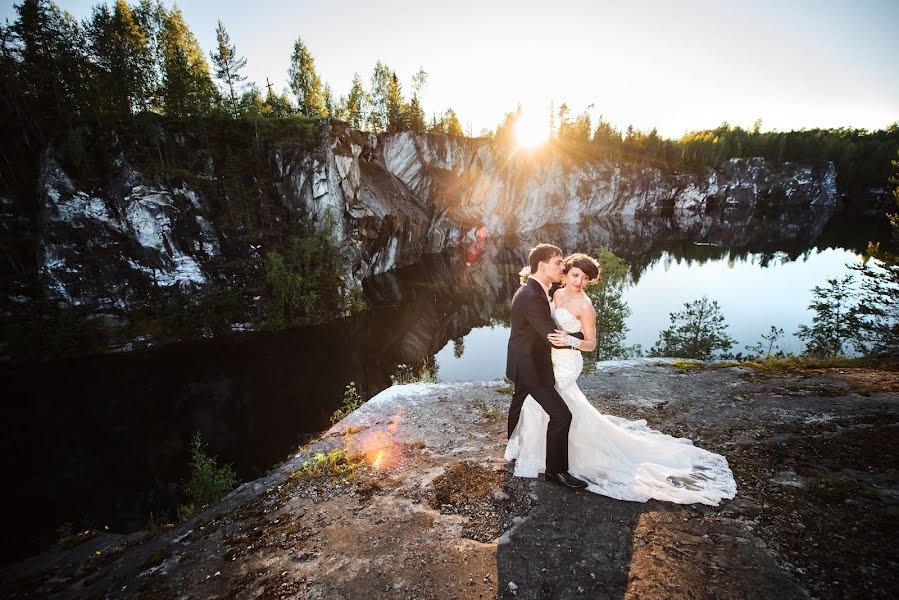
[365, 206, 880, 356]
[500, 206, 879, 281]
[362, 249, 521, 361]
[0, 250, 520, 563]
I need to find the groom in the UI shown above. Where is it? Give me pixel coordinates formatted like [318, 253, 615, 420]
[506, 244, 588, 490]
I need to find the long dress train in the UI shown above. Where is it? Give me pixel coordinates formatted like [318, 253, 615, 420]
[504, 306, 737, 505]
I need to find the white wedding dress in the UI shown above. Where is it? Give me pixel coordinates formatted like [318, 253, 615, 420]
[505, 305, 737, 505]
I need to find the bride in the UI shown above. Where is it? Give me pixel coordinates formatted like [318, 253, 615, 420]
[505, 253, 737, 505]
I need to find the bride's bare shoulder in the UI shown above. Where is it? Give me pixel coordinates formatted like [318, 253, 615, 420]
[580, 292, 596, 314]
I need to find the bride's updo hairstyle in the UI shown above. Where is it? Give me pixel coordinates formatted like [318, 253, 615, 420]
[563, 253, 600, 283]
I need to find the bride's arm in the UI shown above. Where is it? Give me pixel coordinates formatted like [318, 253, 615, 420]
[547, 302, 595, 350]
[574, 303, 597, 352]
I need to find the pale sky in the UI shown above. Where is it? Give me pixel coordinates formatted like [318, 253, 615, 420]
[3, 0, 898, 138]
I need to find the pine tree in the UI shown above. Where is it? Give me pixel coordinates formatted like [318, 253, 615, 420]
[262, 87, 293, 117]
[369, 61, 406, 132]
[745, 326, 786, 359]
[158, 6, 215, 117]
[443, 107, 463, 136]
[287, 36, 323, 117]
[406, 66, 427, 133]
[795, 275, 863, 357]
[592, 117, 621, 161]
[11, 0, 93, 123]
[341, 72, 366, 129]
[406, 95, 425, 133]
[492, 105, 521, 146]
[557, 102, 571, 140]
[322, 82, 335, 118]
[88, 0, 155, 114]
[367, 61, 388, 131]
[131, 0, 165, 108]
[427, 112, 444, 134]
[585, 247, 632, 360]
[649, 297, 735, 360]
[850, 150, 899, 356]
[209, 20, 247, 117]
[572, 111, 592, 143]
[385, 71, 406, 132]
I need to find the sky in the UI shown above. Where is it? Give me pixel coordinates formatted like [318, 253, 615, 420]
[3, 0, 898, 138]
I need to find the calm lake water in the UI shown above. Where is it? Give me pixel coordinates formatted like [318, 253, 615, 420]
[1, 208, 892, 562]
[435, 245, 869, 380]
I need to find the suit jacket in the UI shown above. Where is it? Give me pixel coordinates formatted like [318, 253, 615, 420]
[506, 278, 582, 389]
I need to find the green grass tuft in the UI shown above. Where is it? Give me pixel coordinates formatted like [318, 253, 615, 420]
[672, 359, 703, 369]
[473, 399, 504, 421]
[289, 448, 364, 483]
[330, 382, 365, 424]
[177, 432, 237, 522]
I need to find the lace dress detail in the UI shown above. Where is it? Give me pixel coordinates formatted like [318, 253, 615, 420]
[505, 303, 737, 505]
[551, 307, 584, 390]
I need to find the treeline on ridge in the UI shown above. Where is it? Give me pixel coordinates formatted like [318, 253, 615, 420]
[1, 0, 897, 199]
[0, 0, 465, 145]
[495, 106, 898, 192]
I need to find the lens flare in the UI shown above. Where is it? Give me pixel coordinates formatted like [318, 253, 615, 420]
[351, 410, 406, 471]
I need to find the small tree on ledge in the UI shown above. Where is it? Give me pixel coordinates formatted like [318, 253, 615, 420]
[648, 296, 735, 360]
[850, 149, 899, 357]
[795, 275, 863, 357]
[585, 247, 632, 360]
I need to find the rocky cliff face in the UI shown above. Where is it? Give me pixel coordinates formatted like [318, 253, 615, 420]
[14, 123, 838, 343]
[37, 152, 221, 311]
[274, 126, 839, 279]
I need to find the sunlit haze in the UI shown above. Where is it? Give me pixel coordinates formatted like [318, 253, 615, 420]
[3, 0, 897, 137]
[514, 108, 550, 148]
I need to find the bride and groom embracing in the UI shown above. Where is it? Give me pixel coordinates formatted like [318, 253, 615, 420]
[505, 244, 736, 504]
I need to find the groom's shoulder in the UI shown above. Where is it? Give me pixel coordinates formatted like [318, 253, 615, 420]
[513, 280, 533, 298]
[512, 281, 538, 305]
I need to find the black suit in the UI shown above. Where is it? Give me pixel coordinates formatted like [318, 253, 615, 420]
[505, 278, 582, 473]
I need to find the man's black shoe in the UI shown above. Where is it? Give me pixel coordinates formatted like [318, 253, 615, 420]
[545, 471, 588, 489]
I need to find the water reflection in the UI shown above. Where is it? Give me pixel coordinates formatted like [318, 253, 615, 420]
[437, 209, 890, 379]
[2, 207, 892, 562]
[0, 250, 522, 563]
[503, 206, 858, 281]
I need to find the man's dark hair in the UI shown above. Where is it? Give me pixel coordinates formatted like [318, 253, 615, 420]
[528, 244, 563, 274]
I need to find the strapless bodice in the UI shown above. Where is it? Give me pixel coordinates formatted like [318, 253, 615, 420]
[552, 306, 582, 334]
[550, 305, 583, 388]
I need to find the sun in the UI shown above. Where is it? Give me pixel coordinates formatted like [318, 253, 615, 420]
[514, 110, 550, 149]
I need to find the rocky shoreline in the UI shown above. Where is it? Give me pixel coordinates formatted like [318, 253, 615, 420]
[2, 359, 897, 599]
